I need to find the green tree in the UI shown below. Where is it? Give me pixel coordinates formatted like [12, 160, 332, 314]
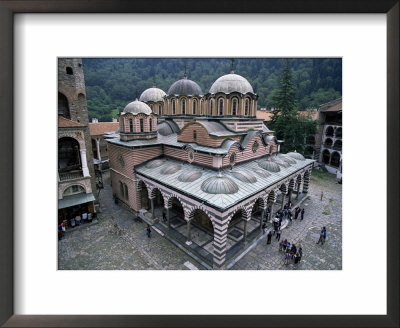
[269, 59, 318, 154]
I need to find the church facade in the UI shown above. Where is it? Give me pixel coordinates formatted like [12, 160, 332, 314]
[107, 69, 314, 269]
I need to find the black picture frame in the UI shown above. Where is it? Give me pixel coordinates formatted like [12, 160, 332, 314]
[0, 1, 398, 327]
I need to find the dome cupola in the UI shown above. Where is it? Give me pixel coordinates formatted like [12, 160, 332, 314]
[140, 87, 166, 103]
[201, 172, 239, 194]
[167, 74, 203, 96]
[209, 73, 254, 94]
[123, 99, 152, 115]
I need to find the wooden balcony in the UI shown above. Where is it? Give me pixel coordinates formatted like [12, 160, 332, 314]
[59, 170, 84, 181]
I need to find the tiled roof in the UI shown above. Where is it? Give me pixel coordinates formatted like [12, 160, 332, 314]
[319, 98, 342, 112]
[89, 122, 119, 136]
[257, 110, 319, 121]
[58, 116, 85, 128]
[136, 156, 314, 211]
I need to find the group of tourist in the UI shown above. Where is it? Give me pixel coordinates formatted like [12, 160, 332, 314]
[281, 241, 303, 265]
[58, 212, 97, 240]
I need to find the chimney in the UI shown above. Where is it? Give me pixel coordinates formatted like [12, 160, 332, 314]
[92, 118, 98, 123]
[112, 118, 117, 123]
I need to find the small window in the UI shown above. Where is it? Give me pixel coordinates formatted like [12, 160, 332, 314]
[140, 119, 144, 132]
[218, 98, 224, 116]
[149, 118, 153, 131]
[245, 99, 249, 116]
[210, 99, 213, 115]
[193, 100, 197, 115]
[252, 141, 259, 153]
[66, 67, 73, 75]
[232, 99, 237, 116]
[119, 155, 125, 167]
[119, 181, 124, 197]
[200, 100, 204, 115]
[193, 130, 197, 141]
[129, 119, 133, 132]
[230, 153, 236, 165]
[182, 99, 186, 115]
[172, 99, 176, 115]
[158, 105, 161, 114]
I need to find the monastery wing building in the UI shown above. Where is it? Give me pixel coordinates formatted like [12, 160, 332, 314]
[107, 69, 314, 269]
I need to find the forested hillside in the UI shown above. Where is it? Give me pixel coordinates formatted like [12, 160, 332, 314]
[82, 58, 341, 122]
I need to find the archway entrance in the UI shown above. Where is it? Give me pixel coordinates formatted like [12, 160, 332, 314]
[322, 149, 330, 164]
[330, 152, 341, 167]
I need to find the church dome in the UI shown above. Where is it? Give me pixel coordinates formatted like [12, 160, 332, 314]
[145, 159, 166, 169]
[140, 87, 166, 103]
[209, 73, 254, 94]
[123, 99, 152, 115]
[258, 159, 281, 172]
[201, 174, 239, 194]
[177, 170, 202, 182]
[287, 151, 306, 161]
[271, 156, 291, 168]
[231, 171, 257, 183]
[277, 153, 297, 164]
[160, 163, 181, 175]
[254, 169, 271, 178]
[168, 76, 203, 96]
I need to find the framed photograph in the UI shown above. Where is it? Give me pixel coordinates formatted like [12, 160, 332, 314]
[1, 1, 398, 327]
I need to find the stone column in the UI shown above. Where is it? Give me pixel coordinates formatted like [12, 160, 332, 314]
[303, 176, 310, 193]
[166, 207, 170, 231]
[296, 183, 301, 199]
[80, 149, 90, 177]
[243, 220, 248, 244]
[213, 225, 228, 269]
[288, 189, 292, 203]
[150, 198, 155, 219]
[95, 138, 101, 161]
[269, 202, 274, 223]
[280, 194, 286, 211]
[185, 220, 192, 245]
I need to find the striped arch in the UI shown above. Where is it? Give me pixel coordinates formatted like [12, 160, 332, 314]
[253, 197, 266, 211]
[279, 183, 288, 195]
[296, 174, 303, 184]
[267, 189, 277, 204]
[150, 187, 165, 206]
[187, 207, 215, 229]
[136, 179, 148, 191]
[228, 206, 249, 224]
[303, 170, 311, 193]
[165, 193, 184, 209]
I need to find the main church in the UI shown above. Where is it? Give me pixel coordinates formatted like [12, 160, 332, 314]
[106, 68, 314, 269]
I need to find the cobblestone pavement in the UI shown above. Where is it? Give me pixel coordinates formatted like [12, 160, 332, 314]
[58, 170, 342, 270]
[231, 170, 342, 270]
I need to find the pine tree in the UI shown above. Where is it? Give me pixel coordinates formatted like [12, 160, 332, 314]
[269, 59, 318, 154]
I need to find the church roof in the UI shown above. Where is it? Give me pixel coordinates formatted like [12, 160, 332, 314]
[58, 116, 85, 128]
[135, 156, 314, 211]
[122, 99, 152, 115]
[167, 77, 203, 96]
[89, 122, 119, 136]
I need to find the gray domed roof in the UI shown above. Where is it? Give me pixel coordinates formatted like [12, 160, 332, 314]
[140, 87, 166, 103]
[201, 174, 239, 194]
[168, 77, 203, 96]
[258, 159, 281, 172]
[209, 73, 254, 94]
[277, 153, 297, 164]
[157, 120, 180, 136]
[123, 99, 152, 115]
[160, 163, 181, 175]
[271, 156, 291, 168]
[254, 169, 271, 178]
[177, 170, 202, 182]
[146, 159, 166, 169]
[287, 151, 305, 161]
[231, 171, 257, 183]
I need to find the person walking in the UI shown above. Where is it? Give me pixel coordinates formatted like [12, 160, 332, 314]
[317, 227, 325, 245]
[146, 225, 151, 238]
[276, 228, 281, 241]
[288, 210, 293, 225]
[266, 230, 272, 244]
[284, 250, 291, 265]
[320, 191, 324, 201]
[162, 211, 166, 222]
[282, 239, 287, 251]
[298, 247, 303, 262]
[322, 227, 327, 244]
[300, 208, 305, 221]
[294, 207, 300, 220]
[279, 240, 284, 251]
[294, 252, 300, 264]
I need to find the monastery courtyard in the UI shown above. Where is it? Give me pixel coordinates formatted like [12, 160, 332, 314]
[58, 169, 342, 270]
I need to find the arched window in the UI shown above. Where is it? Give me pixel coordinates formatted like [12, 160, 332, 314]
[58, 92, 70, 118]
[124, 184, 129, 200]
[58, 137, 81, 172]
[63, 185, 85, 196]
[182, 99, 186, 115]
[218, 98, 224, 116]
[172, 99, 176, 115]
[140, 119, 144, 132]
[193, 130, 197, 141]
[119, 181, 124, 198]
[232, 98, 238, 116]
[66, 67, 73, 75]
[158, 105, 162, 115]
[129, 119, 133, 132]
[149, 118, 152, 131]
[210, 99, 213, 115]
[193, 99, 197, 115]
[200, 100, 204, 115]
[245, 99, 249, 116]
